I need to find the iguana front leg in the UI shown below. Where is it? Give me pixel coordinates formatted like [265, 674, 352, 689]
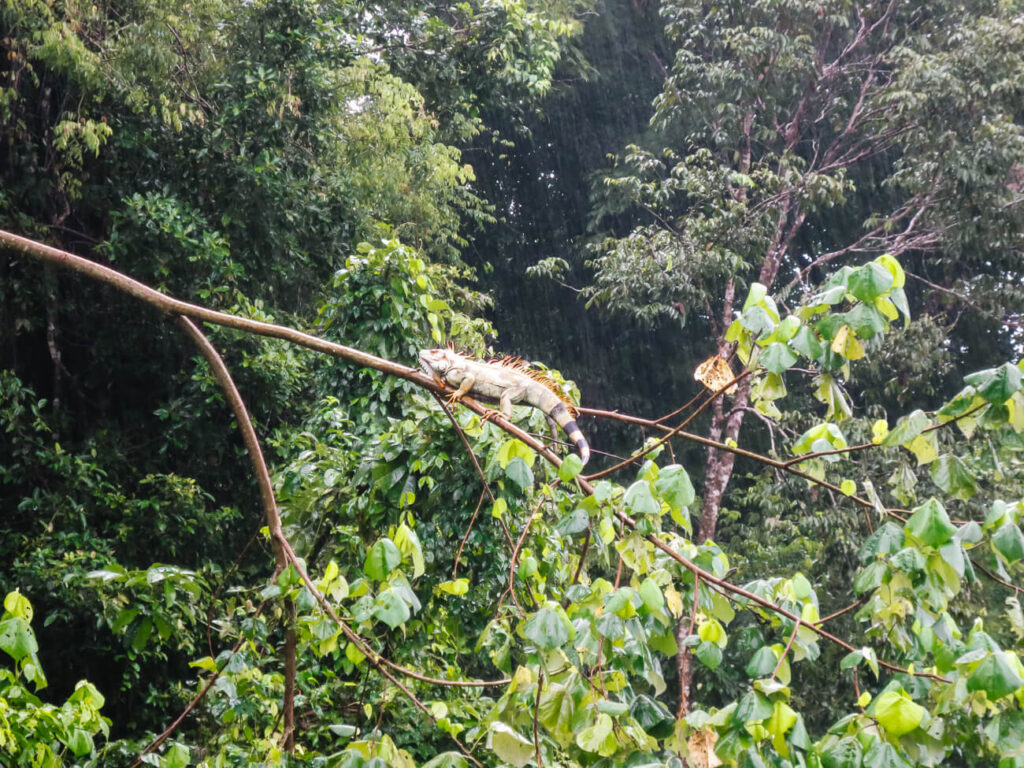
[445, 373, 476, 407]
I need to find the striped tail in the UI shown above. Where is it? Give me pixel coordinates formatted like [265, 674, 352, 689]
[550, 402, 591, 467]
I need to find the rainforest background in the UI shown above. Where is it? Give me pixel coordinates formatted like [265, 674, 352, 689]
[2, 0, 1024, 766]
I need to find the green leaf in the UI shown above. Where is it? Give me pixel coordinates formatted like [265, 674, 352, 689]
[695, 640, 722, 670]
[162, 743, 190, 768]
[790, 326, 824, 360]
[881, 410, 930, 447]
[762, 342, 798, 373]
[131, 617, 153, 652]
[821, 736, 862, 768]
[830, 325, 865, 360]
[853, 561, 887, 594]
[523, 606, 571, 651]
[505, 457, 534, 490]
[843, 303, 887, 339]
[875, 254, 906, 288]
[558, 453, 583, 481]
[576, 712, 615, 754]
[555, 507, 590, 536]
[735, 691, 773, 724]
[421, 753, 468, 768]
[746, 646, 777, 677]
[394, 524, 425, 579]
[373, 590, 410, 629]
[364, 538, 401, 580]
[964, 363, 1022, 404]
[638, 579, 664, 613]
[992, 523, 1024, 562]
[848, 262, 894, 302]
[985, 710, 1024, 755]
[0, 617, 37, 662]
[873, 690, 925, 736]
[497, 439, 536, 468]
[65, 729, 95, 758]
[905, 498, 956, 547]
[744, 282, 768, 311]
[655, 464, 695, 510]
[489, 722, 534, 767]
[859, 522, 905, 560]
[906, 432, 939, 465]
[630, 694, 674, 738]
[862, 740, 913, 768]
[930, 454, 977, 500]
[624, 480, 659, 517]
[968, 653, 1024, 700]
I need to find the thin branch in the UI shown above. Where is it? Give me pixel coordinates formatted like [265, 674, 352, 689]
[453, 488, 489, 579]
[583, 369, 753, 482]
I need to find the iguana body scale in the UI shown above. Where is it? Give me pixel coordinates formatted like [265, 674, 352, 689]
[418, 348, 590, 466]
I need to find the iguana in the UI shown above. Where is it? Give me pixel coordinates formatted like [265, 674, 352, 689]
[418, 348, 591, 466]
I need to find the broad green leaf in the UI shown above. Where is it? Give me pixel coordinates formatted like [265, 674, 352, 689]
[905, 498, 956, 547]
[162, 743, 190, 768]
[655, 465, 695, 510]
[497, 439, 536, 468]
[523, 606, 571, 651]
[776, 315, 801, 341]
[576, 713, 615, 754]
[421, 753, 468, 768]
[968, 653, 1024, 700]
[876, 254, 906, 288]
[437, 579, 469, 596]
[373, 590, 411, 629]
[964, 363, 1022, 404]
[695, 640, 722, 669]
[744, 282, 768, 311]
[860, 522, 905, 560]
[853, 561, 887, 594]
[985, 710, 1024, 755]
[505, 457, 534, 490]
[930, 454, 977, 500]
[821, 737, 862, 768]
[0, 617, 37, 662]
[735, 691, 773, 724]
[906, 432, 939, 465]
[364, 539, 401, 580]
[489, 722, 534, 767]
[762, 342, 798, 373]
[131, 617, 153, 652]
[831, 325, 865, 360]
[873, 690, 925, 736]
[881, 410, 930, 447]
[65, 729, 95, 758]
[555, 507, 590, 535]
[638, 579, 664, 613]
[746, 646, 778, 677]
[842, 303, 887, 339]
[848, 262, 894, 302]
[861, 741, 913, 768]
[992, 523, 1024, 562]
[625, 480, 659, 517]
[698, 618, 726, 647]
[791, 326, 824, 360]
[768, 701, 798, 756]
[630, 694, 674, 738]
[394, 524, 425, 579]
[3, 591, 33, 621]
[558, 453, 584, 481]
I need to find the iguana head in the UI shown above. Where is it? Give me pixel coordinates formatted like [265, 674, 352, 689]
[418, 348, 460, 378]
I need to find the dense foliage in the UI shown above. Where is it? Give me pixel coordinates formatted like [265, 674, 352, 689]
[2, 1, 1023, 767]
